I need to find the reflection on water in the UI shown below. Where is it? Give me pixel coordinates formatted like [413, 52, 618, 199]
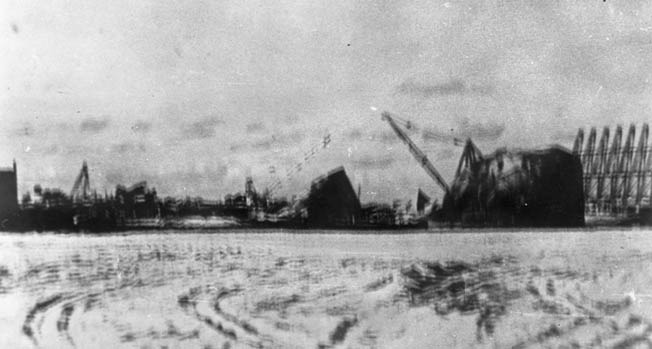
[0, 229, 652, 348]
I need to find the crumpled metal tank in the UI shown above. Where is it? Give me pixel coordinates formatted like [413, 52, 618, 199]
[442, 146, 585, 227]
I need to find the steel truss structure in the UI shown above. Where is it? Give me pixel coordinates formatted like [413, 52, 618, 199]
[572, 124, 651, 216]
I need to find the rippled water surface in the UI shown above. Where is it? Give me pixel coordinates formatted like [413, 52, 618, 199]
[1, 228, 652, 348]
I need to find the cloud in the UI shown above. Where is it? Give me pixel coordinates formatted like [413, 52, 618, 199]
[551, 129, 579, 144]
[245, 122, 266, 133]
[104, 162, 230, 197]
[11, 123, 34, 137]
[181, 116, 224, 139]
[351, 155, 395, 169]
[43, 145, 60, 155]
[435, 148, 458, 161]
[143, 164, 230, 197]
[370, 130, 399, 144]
[61, 144, 96, 156]
[396, 79, 494, 98]
[229, 143, 245, 152]
[422, 117, 505, 143]
[80, 117, 110, 133]
[131, 120, 151, 133]
[227, 130, 305, 152]
[105, 170, 125, 186]
[553, 42, 652, 94]
[251, 139, 274, 150]
[344, 128, 363, 141]
[456, 118, 505, 141]
[284, 114, 300, 125]
[420, 129, 453, 143]
[250, 130, 305, 150]
[111, 142, 146, 154]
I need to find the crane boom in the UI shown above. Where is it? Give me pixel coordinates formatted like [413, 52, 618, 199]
[381, 111, 450, 193]
[71, 161, 90, 202]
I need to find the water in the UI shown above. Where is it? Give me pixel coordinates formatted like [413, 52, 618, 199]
[1, 228, 651, 348]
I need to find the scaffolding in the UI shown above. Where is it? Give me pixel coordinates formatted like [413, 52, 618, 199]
[573, 123, 651, 217]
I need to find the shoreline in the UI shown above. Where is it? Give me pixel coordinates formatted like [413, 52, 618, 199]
[0, 223, 649, 236]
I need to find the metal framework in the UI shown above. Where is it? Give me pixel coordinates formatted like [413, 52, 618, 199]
[573, 124, 651, 216]
[381, 111, 450, 193]
[71, 161, 91, 203]
[455, 139, 483, 178]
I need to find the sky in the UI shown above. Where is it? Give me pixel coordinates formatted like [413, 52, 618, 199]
[2, 0, 652, 204]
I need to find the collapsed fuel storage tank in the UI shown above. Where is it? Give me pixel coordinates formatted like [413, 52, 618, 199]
[442, 146, 585, 227]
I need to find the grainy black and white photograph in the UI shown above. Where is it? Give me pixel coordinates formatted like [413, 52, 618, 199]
[1, 0, 652, 348]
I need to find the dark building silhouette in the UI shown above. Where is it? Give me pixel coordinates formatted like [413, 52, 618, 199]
[416, 189, 431, 216]
[0, 161, 18, 223]
[115, 181, 159, 220]
[443, 146, 585, 227]
[306, 167, 361, 227]
[360, 203, 395, 226]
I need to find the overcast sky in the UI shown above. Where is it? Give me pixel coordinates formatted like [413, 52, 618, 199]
[2, 0, 652, 203]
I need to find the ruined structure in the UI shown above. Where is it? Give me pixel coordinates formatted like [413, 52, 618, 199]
[115, 181, 159, 220]
[573, 124, 651, 223]
[443, 144, 585, 227]
[0, 161, 18, 224]
[306, 167, 361, 227]
[381, 111, 585, 227]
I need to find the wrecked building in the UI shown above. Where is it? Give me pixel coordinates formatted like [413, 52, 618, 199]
[306, 167, 361, 227]
[442, 145, 585, 227]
